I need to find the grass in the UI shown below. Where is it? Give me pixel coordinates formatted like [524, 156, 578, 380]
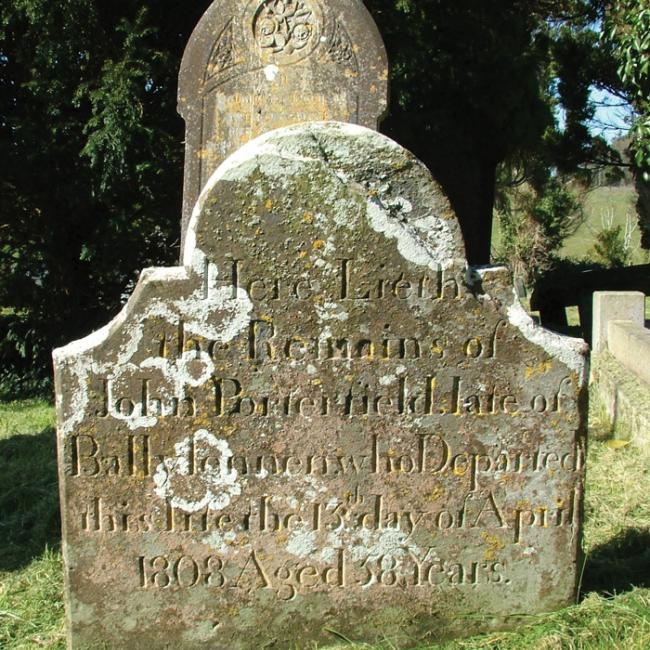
[0, 400, 56, 440]
[491, 183, 649, 267]
[560, 185, 648, 265]
[0, 550, 65, 650]
[0, 401, 59, 572]
[2, 401, 650, 649]
[0, 400, 64, 649]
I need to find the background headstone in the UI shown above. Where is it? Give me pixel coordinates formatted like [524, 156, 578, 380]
[54, 122, 588, 649]
[177, 0, 388, 250]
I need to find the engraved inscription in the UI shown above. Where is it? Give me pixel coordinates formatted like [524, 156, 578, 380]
[198, 258, 465, 305]
[136, 550, 510, 599]
[210, 375, 572, 418]
[77, 486, 580, 545]
[68, 432, 585, 485]
[85, 372, 573, 421]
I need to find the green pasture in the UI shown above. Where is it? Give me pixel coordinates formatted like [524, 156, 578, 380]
[567, 183, 650, 324]
[2, 400, 650, 649]
[492, 184, 649, 267]
[561, 185, 648, 265]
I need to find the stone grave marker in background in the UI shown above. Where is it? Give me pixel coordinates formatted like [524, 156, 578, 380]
[178, 0, 388, 249]
[54, 122, 588, 649]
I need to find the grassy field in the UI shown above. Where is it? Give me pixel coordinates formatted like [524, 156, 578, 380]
[568, 185, 650, 320]
[560, 185, 648, 265]
[2, 400, 650, 649]
[492, 183, 649, 267]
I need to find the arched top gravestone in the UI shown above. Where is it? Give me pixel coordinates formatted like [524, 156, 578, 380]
[178, 0, 388, 250]
[54, 123, 588, 649]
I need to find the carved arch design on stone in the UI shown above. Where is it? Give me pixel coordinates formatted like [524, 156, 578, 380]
[206, 18, 238, 80]
[326, 19, 358, 71]
[252, 0, 323, 64]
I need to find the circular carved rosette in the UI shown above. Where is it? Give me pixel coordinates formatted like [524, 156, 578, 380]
[249, 0, 324, 65]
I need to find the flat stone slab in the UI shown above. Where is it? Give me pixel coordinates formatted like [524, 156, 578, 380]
[178, 0, 388, 250]
[54, 122, 588, 649]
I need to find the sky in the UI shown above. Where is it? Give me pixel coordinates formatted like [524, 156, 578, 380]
[556, 86, 633, 143]
[589, 87, 634, 143]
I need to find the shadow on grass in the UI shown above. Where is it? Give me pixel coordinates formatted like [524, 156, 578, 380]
[0, 426, 61, 571]
[582, 527, 650, 596]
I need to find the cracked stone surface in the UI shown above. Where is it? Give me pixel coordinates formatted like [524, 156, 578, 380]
[54, 122, 589, 649]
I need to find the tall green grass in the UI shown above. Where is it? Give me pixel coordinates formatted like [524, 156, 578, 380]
[1, 400, 650, 649]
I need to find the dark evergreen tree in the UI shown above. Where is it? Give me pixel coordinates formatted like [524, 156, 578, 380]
[0, 0, 639, 388]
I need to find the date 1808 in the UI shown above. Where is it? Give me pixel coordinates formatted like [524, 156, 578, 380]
[137, 550, 509, 601]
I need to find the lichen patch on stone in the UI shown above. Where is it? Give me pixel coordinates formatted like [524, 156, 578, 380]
[153, 430, 241, 513]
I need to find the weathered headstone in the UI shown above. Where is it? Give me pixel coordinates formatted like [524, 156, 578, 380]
[54, 122, 588, 649]
[178, 0, 388, 249]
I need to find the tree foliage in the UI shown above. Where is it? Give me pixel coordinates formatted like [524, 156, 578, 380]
[494, 171, 585, 283]
[0, 2, 199, 390]
[369, 0, 621, 264]
[602, 0, 650, 247]
[604, 0, 650, 169]
[0, 0, 640, 387]
[592, 223, 632, 268]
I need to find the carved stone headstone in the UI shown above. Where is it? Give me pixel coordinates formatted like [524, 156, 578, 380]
[54, 123, 588, 649]
[178, 0, 388, 249]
